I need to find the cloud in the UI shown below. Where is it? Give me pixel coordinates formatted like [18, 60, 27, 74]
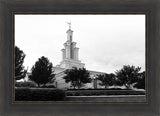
[15, 15, 145, 73]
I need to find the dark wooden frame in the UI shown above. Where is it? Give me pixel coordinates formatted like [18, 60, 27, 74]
[0, 0, 159, 116]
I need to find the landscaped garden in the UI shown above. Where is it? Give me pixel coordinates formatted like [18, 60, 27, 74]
[14, 46, 146, 102]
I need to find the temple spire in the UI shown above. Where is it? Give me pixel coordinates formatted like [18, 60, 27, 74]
[67, 22, 71, 29]
[58, 24, 85, 69]
[66, 22, 73, 42]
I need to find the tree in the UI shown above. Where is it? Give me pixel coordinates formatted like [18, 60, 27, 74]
[29, 56, 55, 87]
[97, 73, 115, 89]
[63, 67, 91, 89]
[115, 65, 141, 89]
[134, 71, 145, 89]
[15, 46, 27, 80]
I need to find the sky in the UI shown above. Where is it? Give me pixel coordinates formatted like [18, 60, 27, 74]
[15, 14, 145, 73]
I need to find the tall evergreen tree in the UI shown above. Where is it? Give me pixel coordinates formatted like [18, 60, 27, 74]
[29, 56, 55, 87]
[15, 46, 27, 80]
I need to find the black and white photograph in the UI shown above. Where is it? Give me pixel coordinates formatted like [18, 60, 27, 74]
[14, 14, 146, 102]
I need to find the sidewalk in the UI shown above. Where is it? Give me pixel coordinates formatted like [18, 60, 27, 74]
[65, 95, 146, 102]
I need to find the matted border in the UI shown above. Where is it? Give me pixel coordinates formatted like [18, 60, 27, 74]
[0, 0, 159, 116]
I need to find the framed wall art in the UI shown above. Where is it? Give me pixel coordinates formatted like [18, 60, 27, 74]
[0, 0, 159, 116]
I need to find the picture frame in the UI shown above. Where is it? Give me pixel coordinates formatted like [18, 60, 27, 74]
[0, 0, 159, 116]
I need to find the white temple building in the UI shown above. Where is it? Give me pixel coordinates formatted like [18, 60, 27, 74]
[53, 23, 106, 89]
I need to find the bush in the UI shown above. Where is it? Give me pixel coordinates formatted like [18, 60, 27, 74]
[41, 85, 56, 88]
[15, 81, 36, 87]
[15, 88, 66, 101]
[67, 88, 125, 90]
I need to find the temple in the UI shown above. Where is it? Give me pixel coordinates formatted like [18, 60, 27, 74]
[53, 23, 105, 89]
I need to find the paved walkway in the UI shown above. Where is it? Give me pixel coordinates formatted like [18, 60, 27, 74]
[65, 95, 146, 102]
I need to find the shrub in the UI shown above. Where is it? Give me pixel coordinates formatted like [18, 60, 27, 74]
[41, 85, 56, 88]
[75, 92, 80, 96]
[15, 88, 31, 101]
[15, 88, 66, 101]
[15, 81, 36, 87]
[67, 88, 124, 90]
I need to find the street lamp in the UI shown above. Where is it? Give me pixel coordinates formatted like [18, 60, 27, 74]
[92, 76, 97, 89]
